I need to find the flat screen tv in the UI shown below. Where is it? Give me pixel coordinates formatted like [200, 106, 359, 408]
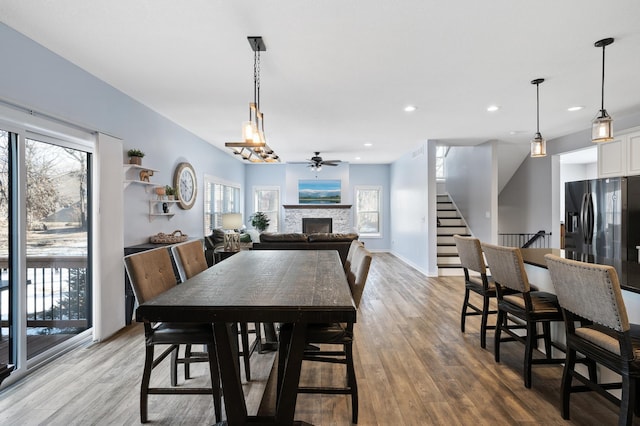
[298, 179, 341, 204]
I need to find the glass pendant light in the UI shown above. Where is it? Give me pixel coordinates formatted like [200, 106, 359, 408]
[592, 38, 614, 143]
[530, 78, 546, 158]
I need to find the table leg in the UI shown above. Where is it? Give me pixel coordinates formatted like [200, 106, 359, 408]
[213, 322, 247, 423]
[275, 321, 307, 424]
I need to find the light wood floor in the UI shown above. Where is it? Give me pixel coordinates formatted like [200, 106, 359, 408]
[0, 253, 636, 425]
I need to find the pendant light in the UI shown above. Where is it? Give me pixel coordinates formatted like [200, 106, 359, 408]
[592, 37, 614, 143]
[226, 36, 280, 162]
[530, 78, 546, 158]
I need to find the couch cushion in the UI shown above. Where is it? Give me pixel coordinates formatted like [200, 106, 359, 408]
[307, 233, 359, 242]
[260, 232, 309, 242]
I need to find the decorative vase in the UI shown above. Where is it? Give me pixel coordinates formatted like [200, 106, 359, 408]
[129, 156, 142, 165]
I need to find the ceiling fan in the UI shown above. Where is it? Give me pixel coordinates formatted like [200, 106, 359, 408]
[291, 152, 342, 171]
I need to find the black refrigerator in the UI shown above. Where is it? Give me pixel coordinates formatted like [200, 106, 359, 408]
[564, 176, 640, 262]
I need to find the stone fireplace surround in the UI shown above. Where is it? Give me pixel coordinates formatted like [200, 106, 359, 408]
[283, 204, 353, 233]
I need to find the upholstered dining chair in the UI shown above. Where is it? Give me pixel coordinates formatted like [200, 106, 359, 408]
[279, 244, 373, 424]
[343, 239, 364, 274]
[454, 234, 497, 349]
[171, 239, 258, 382]
[545, 254, 639, 425]
[480, 242, 567, 388]
[124, 246, 221, 423]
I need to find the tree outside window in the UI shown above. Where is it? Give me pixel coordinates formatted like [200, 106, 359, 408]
[355, 186, 381, 237]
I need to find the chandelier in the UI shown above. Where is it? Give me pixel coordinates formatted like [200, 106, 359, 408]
[225, 36, 280, 162]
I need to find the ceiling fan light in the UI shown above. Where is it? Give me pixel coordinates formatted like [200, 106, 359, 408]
[592, 110, 613, 143]
[530, 133, 546, 158]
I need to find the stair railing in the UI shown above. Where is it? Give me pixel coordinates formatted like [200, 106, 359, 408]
[498, 230, 551, 248]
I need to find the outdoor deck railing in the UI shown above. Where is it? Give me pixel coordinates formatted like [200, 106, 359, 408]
[0, 256, 89, 331]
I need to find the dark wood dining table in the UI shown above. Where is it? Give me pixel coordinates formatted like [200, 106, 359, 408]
[135, 249, 356, 425]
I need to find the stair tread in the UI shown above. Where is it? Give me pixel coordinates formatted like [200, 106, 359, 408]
[437, 253, 460, 257]
[438, 264, 463, 268]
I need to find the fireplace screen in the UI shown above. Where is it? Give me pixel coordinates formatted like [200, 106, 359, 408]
[303, 218, 332, 233]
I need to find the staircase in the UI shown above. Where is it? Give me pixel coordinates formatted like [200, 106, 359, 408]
[437, 194, 469, 276]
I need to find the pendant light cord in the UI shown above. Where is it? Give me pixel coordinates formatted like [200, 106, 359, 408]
[536, 82, 540, 133]
[600, 44, 606, 112]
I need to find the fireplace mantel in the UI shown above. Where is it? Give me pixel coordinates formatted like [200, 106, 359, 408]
[283, 204, 352, 209]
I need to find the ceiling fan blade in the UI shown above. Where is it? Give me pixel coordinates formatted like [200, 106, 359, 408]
[323, 163, 339, 166]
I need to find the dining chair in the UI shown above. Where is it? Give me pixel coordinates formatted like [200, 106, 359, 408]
[171, 239, 258, 382]
[343, 239, 364, 274]
[124, 246, 221, 423]
[454, 234, 497, 348]
[480, 242, 566, 388]
[545, 254, 639, 425]
[279, 244, 372, 424]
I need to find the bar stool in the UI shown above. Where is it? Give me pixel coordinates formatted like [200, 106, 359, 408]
[545, 254, 639, 425]
[481, 242, 567, 388]
[454, 235, 497, 348]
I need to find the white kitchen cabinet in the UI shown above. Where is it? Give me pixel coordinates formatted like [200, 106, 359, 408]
[597, 129, 640, 178]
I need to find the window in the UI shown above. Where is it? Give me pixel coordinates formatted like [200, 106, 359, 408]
[436, 145, 447, 180]
[355, 186, 382, 237]
[253, 186, 279, 232]
[203, 176, 241, 234]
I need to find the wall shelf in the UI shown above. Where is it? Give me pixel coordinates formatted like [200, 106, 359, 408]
[123, 164, 159, 189]
[149, 199, 179, 221]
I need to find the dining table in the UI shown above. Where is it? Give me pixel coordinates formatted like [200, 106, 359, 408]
[135, 249, 356, 425]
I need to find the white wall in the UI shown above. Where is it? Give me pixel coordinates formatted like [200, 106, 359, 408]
[390, 143, 429, 274]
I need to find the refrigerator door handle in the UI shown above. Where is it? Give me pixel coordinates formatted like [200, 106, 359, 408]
[587, 193, 595, 243]
[580, 193, 589, 245]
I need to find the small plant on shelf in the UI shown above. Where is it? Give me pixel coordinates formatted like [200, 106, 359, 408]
[250, 211, 270, 232]
[127, 148, 145, 165]
[165, 185, 176, 200]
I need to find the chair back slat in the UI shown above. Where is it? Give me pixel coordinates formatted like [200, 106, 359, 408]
[172, 240, 208, 282]
[544, 254, 629, 332]
[347, 245, 372, 308]
[124, 247, 177, 304]
[480, 243, 530, 293]
[454, 235, 486, 274]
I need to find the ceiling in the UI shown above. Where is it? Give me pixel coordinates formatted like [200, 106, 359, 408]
[2, 1, 640, 164]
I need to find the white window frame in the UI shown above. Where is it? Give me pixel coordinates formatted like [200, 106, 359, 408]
[252, 186, 280, 233]
[354, 185, 382, 238]
[203, 174, 242, 234]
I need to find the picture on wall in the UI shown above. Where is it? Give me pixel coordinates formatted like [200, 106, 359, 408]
[298, 179, 341, 204]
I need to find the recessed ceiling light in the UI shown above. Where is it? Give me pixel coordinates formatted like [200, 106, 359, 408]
[487, 105, 500, 112]
[509, 130, 526, 135]
[404, 105, 417, 112]
[363, 143, 372, 147]
[354, 156, 361, 160]
[567, 106, 584, 112]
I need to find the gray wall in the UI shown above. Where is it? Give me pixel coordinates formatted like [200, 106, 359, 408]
[445, 141, 495, 242]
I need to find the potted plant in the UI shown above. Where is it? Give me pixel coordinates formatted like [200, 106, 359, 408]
[154, 185, 166, 199]
[165, 185, 176, 200]
[127, 148, 145, 165]
[250, 211, 270, 232]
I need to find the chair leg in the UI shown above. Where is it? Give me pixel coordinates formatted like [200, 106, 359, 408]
[206, 342, 222, 423]
[240, 322, 252, 381]
[542, 322, 552, 359]
[561, 347, 577, 420]
[494, 310, 505, 363]
[346, 342, 358, 424]
[184, 344, 192, 380]
[620, 375, 635, 426]
[524, 320, 536, 389]
[460, 288, 470, 333]
[140, 345, 155, 423]
[480, 293, 491, 349]
[170, 346, 179, 387]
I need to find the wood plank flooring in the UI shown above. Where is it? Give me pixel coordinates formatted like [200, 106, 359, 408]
[0, 252, 636, 425]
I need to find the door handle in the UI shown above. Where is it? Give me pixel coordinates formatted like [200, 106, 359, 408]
[580, 193, 588, 245]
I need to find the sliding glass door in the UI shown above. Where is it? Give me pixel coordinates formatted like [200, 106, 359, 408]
[0, 125, 92, 371]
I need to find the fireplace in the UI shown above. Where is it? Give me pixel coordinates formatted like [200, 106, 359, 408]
[303, 218, 332, 234]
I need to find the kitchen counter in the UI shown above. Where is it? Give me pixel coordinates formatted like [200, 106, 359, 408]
[520, 248, 640, 294]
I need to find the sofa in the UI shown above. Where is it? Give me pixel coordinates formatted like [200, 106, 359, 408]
[252, 232, 359, 266]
